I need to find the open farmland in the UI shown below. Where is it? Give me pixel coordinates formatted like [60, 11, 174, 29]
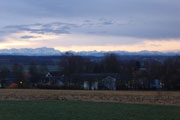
[0, 89, 180, 106]
[0, 101, 180, 120]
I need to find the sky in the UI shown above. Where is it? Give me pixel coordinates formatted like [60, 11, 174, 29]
[0, 0, 180, 52]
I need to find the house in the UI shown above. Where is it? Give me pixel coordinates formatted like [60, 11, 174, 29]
[101, 76, 116, 90]
[41, 72, 64, 87]
[79, 73, 120, 90]
[77, 73, 100, 90]
[42, 72, 53, 85]
[83, 81, 98, 90]
[128, 68, 148, 90]
[44, 73, 121, 90]
[83, 81, 89, 89]
[150, 79, 163, 89]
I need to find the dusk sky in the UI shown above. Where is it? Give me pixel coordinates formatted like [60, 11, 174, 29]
[0, 0, 180, 52]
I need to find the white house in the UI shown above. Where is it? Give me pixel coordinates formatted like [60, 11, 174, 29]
[83, 81, 98, 90]
[102, 76, 116, 90]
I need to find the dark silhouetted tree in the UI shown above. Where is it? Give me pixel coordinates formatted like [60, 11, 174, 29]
[12, 64, 24, 85]
[29, 62, 39, 86]
[103, 53, 120, 73]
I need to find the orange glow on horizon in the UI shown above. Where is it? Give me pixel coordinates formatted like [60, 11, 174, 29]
[0, 31, 180, 52]
[54, 40, 180, 52]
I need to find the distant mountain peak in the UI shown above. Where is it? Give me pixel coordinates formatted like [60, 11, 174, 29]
[0, 47, 62, 56]
[0, 47, 179, 56]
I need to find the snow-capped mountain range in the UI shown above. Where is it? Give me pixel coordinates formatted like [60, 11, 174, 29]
[0, 47, 179, 56]
[0, 47, 62, 56]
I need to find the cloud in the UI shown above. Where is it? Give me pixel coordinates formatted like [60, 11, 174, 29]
[3, 19, 128, 36]
[0, 0, 180, 52]
[1, 0, 180, 39]
[4, 22, 74, 35]
[21, 36, 37, 39]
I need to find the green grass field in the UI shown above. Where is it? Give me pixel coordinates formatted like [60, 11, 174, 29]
[0, 101, 180, 120]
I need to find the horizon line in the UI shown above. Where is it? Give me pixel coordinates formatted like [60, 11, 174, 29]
[0, 47, 180, 53]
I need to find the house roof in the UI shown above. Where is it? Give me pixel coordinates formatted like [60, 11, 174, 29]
[48, 71, 61, 76]
[70, 73, 121, 81]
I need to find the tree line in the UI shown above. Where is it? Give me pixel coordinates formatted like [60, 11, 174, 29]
[0, 54, 180, 90]
[60, 53, 180, 90]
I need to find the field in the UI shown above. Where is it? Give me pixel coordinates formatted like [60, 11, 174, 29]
[0, 89, 180, 106]
[0, 101, 180, 120]
[1, 89, 180, 120]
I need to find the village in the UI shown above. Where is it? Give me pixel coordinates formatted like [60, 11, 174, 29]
[0, 54, 167, 90]
[0, 71, 163, 90]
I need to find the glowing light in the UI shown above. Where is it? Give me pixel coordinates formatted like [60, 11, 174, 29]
[20, 81, 23, 85]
